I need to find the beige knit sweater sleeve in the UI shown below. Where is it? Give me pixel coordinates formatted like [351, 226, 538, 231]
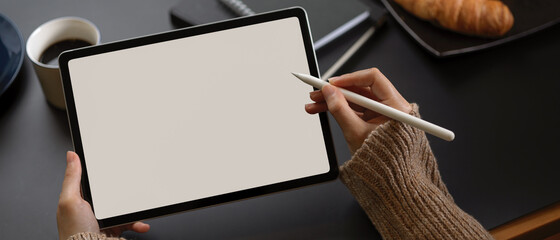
[339, 104, 493, 239]
[67, 232, 123, 240]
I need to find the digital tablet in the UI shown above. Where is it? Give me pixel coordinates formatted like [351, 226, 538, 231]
[59, 8, 338, 228]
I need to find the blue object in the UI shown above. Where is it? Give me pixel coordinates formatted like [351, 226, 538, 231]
[0, 12, 24, 96]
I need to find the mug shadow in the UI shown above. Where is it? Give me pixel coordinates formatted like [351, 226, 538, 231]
[46, 101, 71, 137]
[0, 60, 71, 141]
[0, 62, 28, 117]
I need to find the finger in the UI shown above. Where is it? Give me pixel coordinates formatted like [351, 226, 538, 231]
[348, 102, 366, 113]
[131, 222, 150, 233]
[311, 86, 374, 102]
[60, 151, 82, 199]
[305, 102, 328, 114]
[307, 101, 367, 117]
[309, 90, 324, 102]
[338, 85, 377, 101]
[321, 84, 365, 133]
[101, 224, 129, 237]
[330, 68, 398, 102]
[308, 87, 367, 113]
[102, 227, 121, 237]
[329, 68, 384, 87]
[102, 222, 150, 237]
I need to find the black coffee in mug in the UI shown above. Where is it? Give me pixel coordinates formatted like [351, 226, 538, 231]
[39, 39, 91, 66]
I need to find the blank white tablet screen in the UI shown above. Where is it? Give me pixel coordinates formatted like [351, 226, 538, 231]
[68, 17, 330, 219]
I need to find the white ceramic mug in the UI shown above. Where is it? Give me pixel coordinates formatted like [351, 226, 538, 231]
[26, 17, 100, 110]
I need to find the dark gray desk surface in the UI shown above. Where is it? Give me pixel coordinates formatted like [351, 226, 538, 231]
[1, 0, 559, 239]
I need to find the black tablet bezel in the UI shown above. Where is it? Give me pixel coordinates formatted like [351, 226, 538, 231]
[59, 7, 338, 228]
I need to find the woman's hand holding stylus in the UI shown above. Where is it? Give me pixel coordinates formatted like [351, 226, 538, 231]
[305, 68, 411, 153]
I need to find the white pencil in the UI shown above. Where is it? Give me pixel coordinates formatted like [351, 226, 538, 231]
[293, 72, 455, 141]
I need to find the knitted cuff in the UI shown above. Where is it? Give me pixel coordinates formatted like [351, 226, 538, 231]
[67, 232, 125, 240]
[339, 103, 493, 239]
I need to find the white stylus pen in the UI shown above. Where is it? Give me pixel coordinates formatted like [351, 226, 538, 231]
[292, 72, 455, 141]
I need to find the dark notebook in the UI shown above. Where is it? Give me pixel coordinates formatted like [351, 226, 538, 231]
[170, 0, 371, 50]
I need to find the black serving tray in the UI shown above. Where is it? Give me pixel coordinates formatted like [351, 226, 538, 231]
[381, 0, 560, 57]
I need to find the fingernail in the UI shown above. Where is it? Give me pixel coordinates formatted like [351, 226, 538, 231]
[67, 151, 78, 162]
[66, 151, 74, 165]
[328, 76, 340, 83]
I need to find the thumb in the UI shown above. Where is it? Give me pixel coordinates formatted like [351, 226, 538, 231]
[131, 222, 150, 233]
[322, 84, 365, 133]
[60, 151, 82, 199]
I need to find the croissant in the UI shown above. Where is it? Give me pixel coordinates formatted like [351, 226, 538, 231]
[393, 0, 514, 37]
